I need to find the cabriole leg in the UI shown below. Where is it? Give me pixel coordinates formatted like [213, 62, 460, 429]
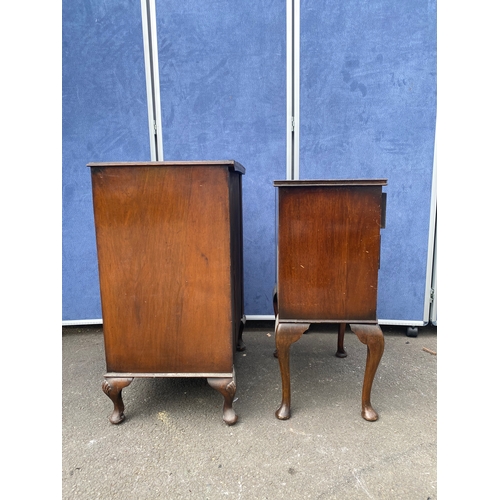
[207, 372, 238, 426]
[272, 286, 279, 358]
[336, 322, 347, 358]
[349, 323, 385, 422]
[236, 315, 246, 352]
[275, 321, 310, 420]
[102, 377, 134, 424]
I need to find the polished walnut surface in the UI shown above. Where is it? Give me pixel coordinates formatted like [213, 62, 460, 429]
[89, 161, 244, 425]
[276, 180, 386, 323]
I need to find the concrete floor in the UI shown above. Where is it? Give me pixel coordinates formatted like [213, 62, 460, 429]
[62, 322, 437, 499]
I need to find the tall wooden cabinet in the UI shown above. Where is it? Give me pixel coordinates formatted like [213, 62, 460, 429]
[89, 161, 245, 425]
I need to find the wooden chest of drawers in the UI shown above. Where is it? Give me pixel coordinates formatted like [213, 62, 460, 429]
[89, 161, 245, 425]
[273, 179, 387, 421]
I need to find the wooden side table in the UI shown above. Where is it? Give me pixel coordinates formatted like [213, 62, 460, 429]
[89, 161, 245, 425]
[273, 179, 387, 421]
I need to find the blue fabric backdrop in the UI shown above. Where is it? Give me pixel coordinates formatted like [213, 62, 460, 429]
[62, 0, 150, 320]
[300, 0, 436, 321]
[62, 0, 435, 323]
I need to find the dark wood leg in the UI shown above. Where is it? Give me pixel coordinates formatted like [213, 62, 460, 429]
[275, 321, 310, 420]
[336, 322, 347, 358]
[273, 285, 278, 317]
[102, 377, 134, 424]
[349, 323, 385, 421]
[236, 315, 246, 352]
[207, 372, 238, 426]
[273, 286, 279, 358]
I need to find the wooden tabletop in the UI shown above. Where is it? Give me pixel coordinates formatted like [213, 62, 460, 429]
[87, 160, 245, 174]
[274, 179, 387, 187]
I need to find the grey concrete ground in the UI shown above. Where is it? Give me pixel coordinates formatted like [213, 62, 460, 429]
[62, 322, 437, 499]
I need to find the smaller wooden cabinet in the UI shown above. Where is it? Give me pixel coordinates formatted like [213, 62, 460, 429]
[89, 161, 245, 425]
[273, 179, 387, 421]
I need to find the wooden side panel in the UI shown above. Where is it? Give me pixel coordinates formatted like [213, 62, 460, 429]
[277, 185, 382, 322]
[91, 165, 233, 373]
[229, 171, 244, 346]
